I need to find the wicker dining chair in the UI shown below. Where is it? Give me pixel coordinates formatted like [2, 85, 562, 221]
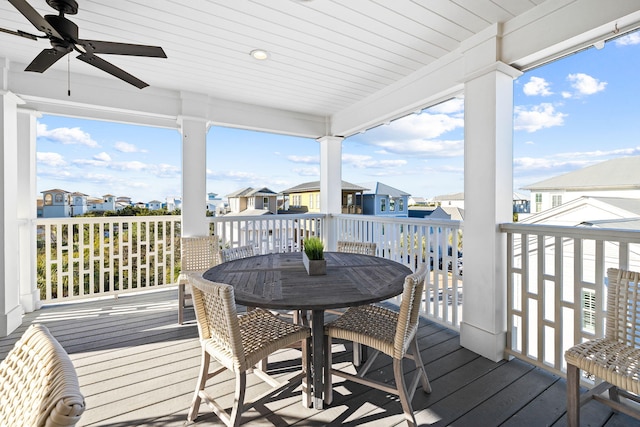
[323, 263, 430, 427]
[178, 235, 222, 324]
[220, 244, 256, 263]
[187, 273, 311, 427]
[564, 268, 640, 426]
[0, 324, 85, 427]
[336, 240, 377, 256]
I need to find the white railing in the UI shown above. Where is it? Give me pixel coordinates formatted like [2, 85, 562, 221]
[500, 223, 640, 377]
[36, 216, 181, 303]
[209, 213, 324, 254]
[336, 214, 464, 329]
[35, 212, 463, 331]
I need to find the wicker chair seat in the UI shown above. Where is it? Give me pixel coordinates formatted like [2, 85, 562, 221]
[564, 268, 640, 426]
[203, 308, 310, 372]
[565, 337, 640, 394]
[0, 324, 85, 427]
[325, 304, 416, 359]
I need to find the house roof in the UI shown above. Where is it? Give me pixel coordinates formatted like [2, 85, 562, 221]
[223, 209, 273, 217]
[521, 196, 640, 226]
[360, 182, 410, 197]
[522, 156, 640, 191]
[432, 192, 465, 201]
[281, 180, 369, 194]
[226, 187, 277, 198]
[41, 189, 70, 194]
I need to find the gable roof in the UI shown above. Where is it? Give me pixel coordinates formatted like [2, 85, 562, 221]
[432, 192, 464, 201]
[226, 187, 277, 198]
[521, 196, 640, 226]
[281, 180, 369, 194]
[360, 182, 410, 197]
[523, 156, 640, 191]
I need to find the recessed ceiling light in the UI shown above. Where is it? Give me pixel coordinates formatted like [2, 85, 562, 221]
[250, 49, 270, 60]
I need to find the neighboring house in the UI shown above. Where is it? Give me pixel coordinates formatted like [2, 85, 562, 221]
[281, 180, 369, 214]
[431, 191, 531, 215]
[165, 196, 181, 212]
[70, 192, 89, 216]
[408, 196, 428, 206]
[41, 189, 71, 218]
[226, 187, 278, 214]
[522, 156, 640, 214]
[206, 193, 226, 215]
[431, 192, 465, 209]
[429, 206, 465, 221]
[116, 196, 133, 210]
[358, 182, 410, 217]
[88, 194, 117, 212]
[147, 200, 163, 211]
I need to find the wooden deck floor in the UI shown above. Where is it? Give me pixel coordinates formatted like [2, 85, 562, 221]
[0, 288, 636, 427]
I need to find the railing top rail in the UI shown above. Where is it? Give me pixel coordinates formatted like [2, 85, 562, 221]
[208, 213, 326, 222]
[500, 222, 640, 242]
[35, 215, 180, 225]
[334, 213, 463, 228]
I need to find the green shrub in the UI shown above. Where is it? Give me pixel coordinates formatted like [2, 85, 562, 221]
[304, 236, 324, 260]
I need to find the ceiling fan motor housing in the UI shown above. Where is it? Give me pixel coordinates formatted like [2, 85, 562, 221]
[46, 0, 78, 15]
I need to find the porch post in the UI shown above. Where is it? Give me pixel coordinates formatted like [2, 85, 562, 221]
[460, 61, 521, 362]
[179, 93, 209, 237]
[17, 108, 40, 313]
[0, 88, 25, 336]
[318, 136, 343, 251]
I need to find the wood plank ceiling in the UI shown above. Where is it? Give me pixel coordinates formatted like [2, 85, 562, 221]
[0, 0, 545, 118]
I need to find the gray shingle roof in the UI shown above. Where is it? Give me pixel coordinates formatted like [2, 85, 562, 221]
[281, 180, 369, 194]
[523, 156, 640, 191]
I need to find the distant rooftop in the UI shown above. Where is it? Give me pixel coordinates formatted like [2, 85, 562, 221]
[281, 180, 369, 194]
[523, 156, 640, 191]
[226, 187, 278, 198]
[359, 182, 410, 197]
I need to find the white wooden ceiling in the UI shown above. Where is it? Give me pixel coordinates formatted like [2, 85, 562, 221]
[1, 0, 639, 137]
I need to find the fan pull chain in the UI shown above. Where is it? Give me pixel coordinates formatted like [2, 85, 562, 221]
[67, 54, 71, 96]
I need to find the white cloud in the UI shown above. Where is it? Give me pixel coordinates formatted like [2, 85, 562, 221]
[343, 153, 407, 169]
[37, 123, 99, 147]
[287, 155, 319, 164]
[36, 152, 66, 167]
[94, 152, 111, 162]
[567, 73, 607, 96]
[372, 139, 464, 158]
[114, 141, 146, 153]
[514, 103, 567, 132]
[614, 32, 640, 46]
[523, 76, 553, 96]
[293, 167, 320, 176]
[388, 112, 464, 140]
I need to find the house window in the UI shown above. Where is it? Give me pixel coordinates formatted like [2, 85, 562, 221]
[535, 193, 542, 212]
[347, 194, 353, 206]
[55, 194, 64, 203]
[389, 198, 395, 211]
[398, 198, 404, 211]
[380, 198, 386, 212]
[316, 194, 320, 209]
[263, 197, 269, 209]
[44, 194, 53, 206]
[309, 196, 314, 209]
[552, 195, 562, 207]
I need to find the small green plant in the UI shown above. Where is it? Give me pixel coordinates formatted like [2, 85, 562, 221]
[304, 236, 324, 260]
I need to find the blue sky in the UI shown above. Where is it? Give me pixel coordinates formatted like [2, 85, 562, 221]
[36, 30, 640, 204]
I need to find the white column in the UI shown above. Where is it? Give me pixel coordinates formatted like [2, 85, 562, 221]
[460, 62, 521, 362]
[318, 136, 343, 251]
[179, 116, 209, 237]
[17, 109, 40, 313]
[0, 90, 25, 336]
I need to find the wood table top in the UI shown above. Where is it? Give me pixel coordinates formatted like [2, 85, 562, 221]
[203, 251, 411, 311]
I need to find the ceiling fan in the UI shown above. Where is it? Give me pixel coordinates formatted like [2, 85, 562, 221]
[0, 0, 167, 89]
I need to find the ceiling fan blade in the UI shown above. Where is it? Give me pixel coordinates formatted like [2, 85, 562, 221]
[8, 0, 64, 39]
[0, 27, 38, 40]
[80, 40, 167, 58]
[76, 53, 149, 89]
[25, 48, 69, 72]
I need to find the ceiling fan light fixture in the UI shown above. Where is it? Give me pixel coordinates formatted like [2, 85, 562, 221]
[250, 49, 270, 60]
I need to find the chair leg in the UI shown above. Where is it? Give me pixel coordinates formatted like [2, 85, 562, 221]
[303, 336, 312, 407]
[410, 337, 431, 393]
[229, 371, 247, 427]
[324, 335, 333, 405]
[566, 363, 580, 427]
[393, 357, 418, 427]
[187, 350, 210, 422]
[178, 282, 185, 325]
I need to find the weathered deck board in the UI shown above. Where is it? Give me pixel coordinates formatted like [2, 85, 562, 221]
[0, 288, 637, 426]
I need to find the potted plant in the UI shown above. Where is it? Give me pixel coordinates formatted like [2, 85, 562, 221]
[302, 236, 326, 275]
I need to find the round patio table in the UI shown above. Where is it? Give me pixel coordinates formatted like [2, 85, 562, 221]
[203, 251, 410, 409]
